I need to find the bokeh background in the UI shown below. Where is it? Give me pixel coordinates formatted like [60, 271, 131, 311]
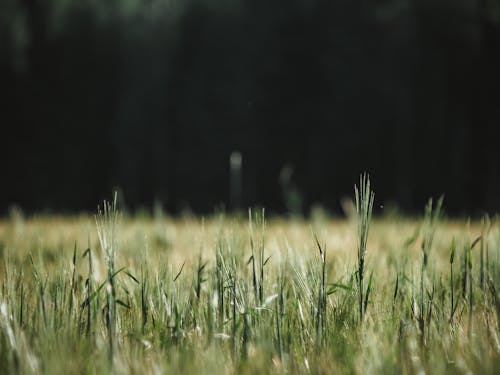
[1, 0, 499, 216]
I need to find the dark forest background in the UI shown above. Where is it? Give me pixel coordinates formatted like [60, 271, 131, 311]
[1, 0, 500, 216]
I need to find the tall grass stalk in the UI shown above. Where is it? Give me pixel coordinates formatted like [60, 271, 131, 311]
[467, 235, 481, 335]
[67, 243, 77, 326]
[95, 191, 120, 361]
[449, 238, 457, 322]
[419, 196, 442, 345]
[82, 247, 93, 336]
[276, 268, 284, 361]
[314, 234, 327, 344]
[248, 208, 268, 306]
[480, 215, 491, 291]
[355, 173, 374, 323]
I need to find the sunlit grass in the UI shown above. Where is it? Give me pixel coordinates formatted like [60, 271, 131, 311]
[0, 194, 499, 374]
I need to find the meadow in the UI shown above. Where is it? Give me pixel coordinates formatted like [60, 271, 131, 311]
[1, 180, 500, 374]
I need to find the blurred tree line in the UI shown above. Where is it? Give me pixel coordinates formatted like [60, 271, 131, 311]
[1, 0, 499, 215]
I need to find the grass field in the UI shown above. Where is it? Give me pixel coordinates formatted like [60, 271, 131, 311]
[1, 184, 500, 374]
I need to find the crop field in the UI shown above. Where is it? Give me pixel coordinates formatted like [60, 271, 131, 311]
[1, 181, 500, 374]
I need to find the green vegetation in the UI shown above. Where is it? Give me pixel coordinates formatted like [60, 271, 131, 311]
[1, 178, 500, 374]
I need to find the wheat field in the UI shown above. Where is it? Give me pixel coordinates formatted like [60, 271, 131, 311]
[0, 189, 499, 374]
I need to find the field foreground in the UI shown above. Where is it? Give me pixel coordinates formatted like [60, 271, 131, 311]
[0, 208, 499, 374]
